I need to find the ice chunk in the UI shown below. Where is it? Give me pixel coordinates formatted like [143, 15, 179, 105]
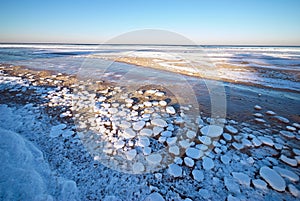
[192, 169, 204, 182]
[146, 153, 162, 165]
[202, 157, 214, 170]
[225, 125, 238, 134]
[166, 106, 176, 114]
[259, 166, 286, 192]
[200, 125, 223, 137]
[184, 157, 194, 167]
[232, 172, 251, 187]
[167, 164, 182, 177]
[145, 192, 165, 201]
[151, 118, 168, 127]
[186, 148, 203, 159]
[252, 179, 267, 190]
[132, 120, 145, 131]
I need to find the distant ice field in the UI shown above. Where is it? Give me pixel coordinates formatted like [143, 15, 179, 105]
[0, 44, 299, 91]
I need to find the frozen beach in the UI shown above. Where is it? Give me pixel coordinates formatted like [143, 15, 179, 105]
[0, 44, 300, 201]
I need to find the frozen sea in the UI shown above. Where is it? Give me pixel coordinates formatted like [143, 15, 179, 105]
[0, 43, 300, 92]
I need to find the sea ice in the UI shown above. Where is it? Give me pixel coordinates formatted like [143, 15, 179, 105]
[186, 147, 203, 159]
[280, 155, 297, 167]
[169, 146, 180, 155]
[192, 169, 204, 182]
[200, 125, 223, 138]
[125, 149, 137, 160]
[220, 155, 231, 164]
[123, 128, 136, 139]
[145, 192, 165, 201]
[232, 172, 251, 187]
[166, 106, 176, 114]
[258, 136, 274, 147]
[254, 105, 262, 110]
[167, 164, 182, 177]
[259, 166, 286, 192]
[288, 184, 300, 197]
[146, 153, 162, 165]
[132, 120, 146, 131]
[252, 179, 268, 190]
[151, 118, 168, 127]
[50, 124, 67, 138]
[225, 125, 238, 134]
[184, 157, 194, 167]
[202, 157, 214, 170]
[186, 130, 196, 139]
[273, 166, 299, 182]
[224, 177, 241, 194]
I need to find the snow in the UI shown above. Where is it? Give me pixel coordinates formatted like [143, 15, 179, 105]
[0, 125, 80, 201]
[50, 124, 67, 137]
[0, 127, 52, 200]
[1, 68, 300, 200]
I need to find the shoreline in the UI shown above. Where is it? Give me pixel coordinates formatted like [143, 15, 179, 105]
[89, 55, 300, 94]
[1, 63, 299, 123]
[1, 64, 300, 200]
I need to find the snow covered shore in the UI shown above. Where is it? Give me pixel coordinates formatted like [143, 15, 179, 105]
[0, 65, 299, 200]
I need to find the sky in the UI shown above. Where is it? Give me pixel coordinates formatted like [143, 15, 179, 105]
[0, 0, 300, 45]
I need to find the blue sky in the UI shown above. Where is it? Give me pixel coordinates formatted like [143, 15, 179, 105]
[0, 0, 300, 45]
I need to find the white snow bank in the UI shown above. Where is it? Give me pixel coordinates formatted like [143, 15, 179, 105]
[0, 127, 53, 200]
[0, 104, 79, 201]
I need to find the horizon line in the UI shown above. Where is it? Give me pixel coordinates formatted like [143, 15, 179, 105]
[0, 42, 300, 47]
